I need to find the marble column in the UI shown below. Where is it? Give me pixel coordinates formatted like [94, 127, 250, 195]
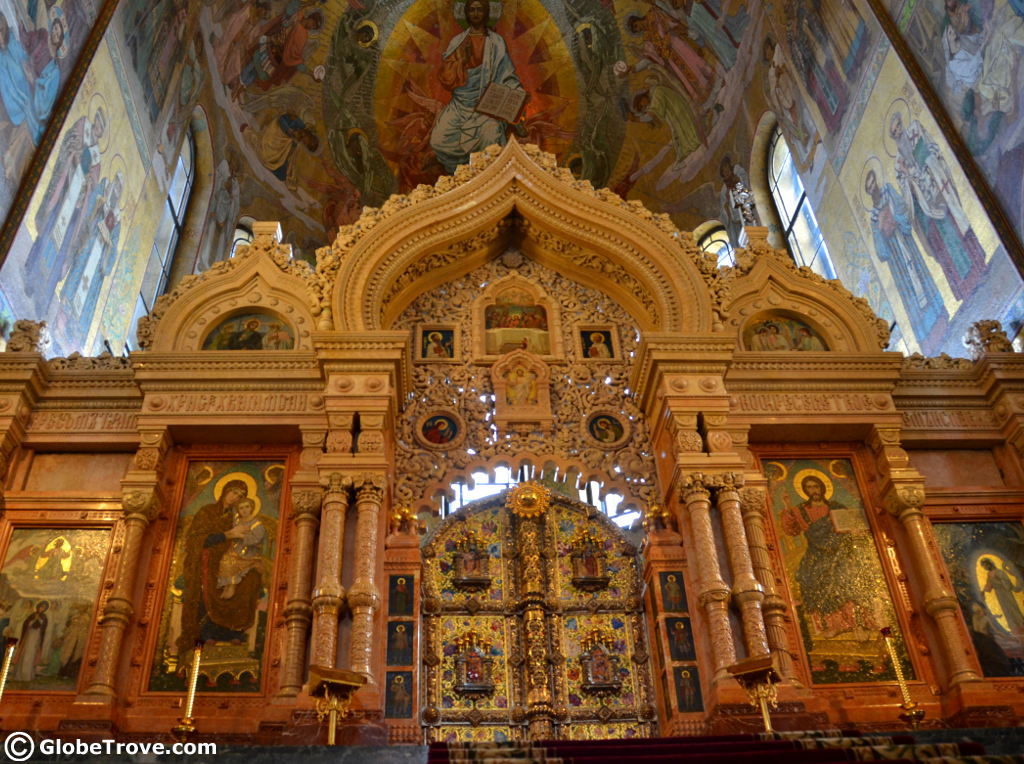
[310, 473, 351, 667]
[886, 485, 980, 686]
[715, 473, 769, 657]
[681, 473, 735, 678]
[739, 485, 795, 679]
[82, 490, 160, 697]
[278, 487, 322, 695]
[347, 474, 384, 679]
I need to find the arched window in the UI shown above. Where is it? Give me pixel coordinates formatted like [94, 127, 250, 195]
[768, 127, 836, 279]
[231, 217, 255, 257]
[697, 224, 735, 267]
[126, 129, 196, 352]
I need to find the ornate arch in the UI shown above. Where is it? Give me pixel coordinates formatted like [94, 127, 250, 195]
[725, 233, 891, 352]
[316, 141, 714, 334]
[137, 223, 318, 352]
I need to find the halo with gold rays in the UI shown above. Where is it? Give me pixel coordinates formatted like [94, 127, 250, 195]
[507, 480, 551, 517]
[373, 0, 579, 189]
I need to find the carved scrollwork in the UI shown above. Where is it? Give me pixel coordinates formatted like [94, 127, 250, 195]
[6, 319, 51, 354]
[392, 256, 658, 514]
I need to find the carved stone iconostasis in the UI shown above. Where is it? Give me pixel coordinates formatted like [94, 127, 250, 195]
[1, 141, 1024, 744]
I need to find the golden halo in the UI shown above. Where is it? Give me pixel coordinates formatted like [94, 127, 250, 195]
[214, 471, 258, 502]
[882, 98, 910, 158]
[235, 494, 263, 516]
[859, 156, 885, 212]
[87, 92, 110, 154]
[590, 332, 604, 342]
[397, 577, 406, 584]
[828, 460, 850, 479]
[195, 465, 214, 486]
[764, 461, 788, 483]
[666, 574, 676, 582]
[355, 20, 379, 47]
[106, 154, 129, 210]
[396, 624, 406, 632]
[264, 464, 285, 486]
[793, 469, 833, 500]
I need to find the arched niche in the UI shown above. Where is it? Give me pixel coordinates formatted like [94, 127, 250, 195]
[317, 140, 714, 334]
[726, 236, 891, 353]
[473, 274, 563, 360]
[137, 223, 318, 352]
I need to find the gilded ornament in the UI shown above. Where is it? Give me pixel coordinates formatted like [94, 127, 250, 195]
[507, 481, 551, 518]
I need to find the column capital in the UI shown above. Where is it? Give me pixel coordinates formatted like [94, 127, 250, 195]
[290, 487, 323, 520]
[355, 472, 386, 501]
[324, 472, 354, 499]
[884, 483, 926, 519]
[738, 486, 766, 516]
[680, 472, 711, 500]
[121, 489, 159, 522]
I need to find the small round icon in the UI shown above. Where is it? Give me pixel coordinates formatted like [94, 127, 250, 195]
[5, 731, 34, 761]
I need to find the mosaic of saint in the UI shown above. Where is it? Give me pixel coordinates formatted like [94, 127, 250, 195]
[744, 316, 828, 351]
[149, 460, 284, 692]
[196, 0, 766, 239]
[202, 312, 295, 350]
[888, 0, 1024, 245]
[765, 457, 914, 684]
[934, 521, 1024, 677]
[0, 528, 108, 691]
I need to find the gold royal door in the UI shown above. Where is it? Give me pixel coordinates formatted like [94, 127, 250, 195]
[420, 482, 656, 742]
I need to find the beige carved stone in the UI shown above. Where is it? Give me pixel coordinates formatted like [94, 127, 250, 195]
[491, 350, 552, 432]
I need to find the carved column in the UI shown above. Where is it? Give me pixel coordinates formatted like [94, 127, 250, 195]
[517, 509, 554, 739]
[347, 474, 384, 679]
[82, 427, 169, 700]
[680, 474, 735, 678]
[278, 487, 322, 695]
[885, 485, 980, 686]
[738, 485, 795, 679]
[83, 490, 160, 698]
[715, 473, 769, 657]
[310, 473, 351, 667]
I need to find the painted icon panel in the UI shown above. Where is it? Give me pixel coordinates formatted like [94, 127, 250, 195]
[665, 617, 695, 661]
[673, 665, 702, 713]
[385, 671, 414, 718]
[387, 620, 415, 666]
[148, 459, 285, 692]
[202, 312, 295, 350]
[0, 528, 109, 691]
[388, 574, 415, 616]
[659, 571, 687, 613]
[934, 521, 1024, 677]
[765, 457, 914, 683]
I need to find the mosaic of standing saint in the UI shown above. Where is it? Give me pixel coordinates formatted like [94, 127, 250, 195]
[765, 458, 915, 684]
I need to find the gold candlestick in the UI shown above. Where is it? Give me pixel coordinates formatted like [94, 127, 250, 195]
[881, 627, 924, 729]
[727, 655, 780, 733]
[309, 665, 367, 745]
[172, 643, 203, 741]
[0, 639, 18, 703]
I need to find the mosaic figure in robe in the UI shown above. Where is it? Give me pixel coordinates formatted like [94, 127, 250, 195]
[430, 0, 525, 173]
